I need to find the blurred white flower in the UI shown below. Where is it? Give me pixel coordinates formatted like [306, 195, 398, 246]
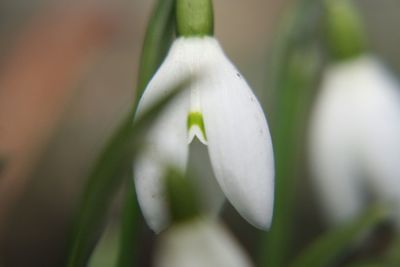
[134, 36, 274, 233]
[309, 55, 400, 228]
[154, 218, 254, 267]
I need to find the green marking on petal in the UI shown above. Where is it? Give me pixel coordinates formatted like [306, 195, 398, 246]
[188, 112, 207, 141]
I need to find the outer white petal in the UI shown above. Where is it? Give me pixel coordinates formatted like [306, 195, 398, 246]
[134, 41, 191, 233]
[193, 37, 274, 229]
[154, 218, 254, 267]
[352, 57, 400, 229]
[309, 55, 400, 226]
[309, 65, 364, 224]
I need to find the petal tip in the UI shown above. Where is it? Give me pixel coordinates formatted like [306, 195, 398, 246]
[243, 205, 273, 231]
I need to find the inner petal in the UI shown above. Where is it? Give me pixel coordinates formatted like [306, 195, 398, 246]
[187, 112, 207, 145]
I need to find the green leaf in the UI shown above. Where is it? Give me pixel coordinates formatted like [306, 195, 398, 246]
[115, 183, 139, 267]
[65, 79, 188, 267]
[116, 0, 176, 266]
[88, 224, 120, 267]
[136, 0, 175, 102]
[290, 205, 388, 267]
[260, 0, 322, 266]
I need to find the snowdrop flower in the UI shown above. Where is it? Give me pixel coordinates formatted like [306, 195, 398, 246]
[309, 0, 400, 228]
[134, 0, 274, 233]
[310, 55, 400, 227]
[154, 218, 254, 267]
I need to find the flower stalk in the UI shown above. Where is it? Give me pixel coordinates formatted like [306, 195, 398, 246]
[325, 0, 366, 61]
[176, 0, 214, 37]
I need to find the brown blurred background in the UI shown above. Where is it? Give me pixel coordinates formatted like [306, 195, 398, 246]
[0, 0, 399, 266]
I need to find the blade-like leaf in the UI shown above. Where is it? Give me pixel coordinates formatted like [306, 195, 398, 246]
[136, 0, 175, 102]
[116, 0, 175, 266]
[260, 0, 322, 266]
[67, 0, 176, 266]
[290, 205, 388, 267]
[115, 182, 139, 267]
[66, 79, 188, 267]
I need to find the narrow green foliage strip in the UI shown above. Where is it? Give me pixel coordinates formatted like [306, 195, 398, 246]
[66, 114, 135, 267]
[260, 0, 322, 266]
[116, 0, 176, 266]
[136, 0, 175, 102]
[115, 183, 139, 267]
[66, 79, 188, 267]
[290, 205, 388, 267]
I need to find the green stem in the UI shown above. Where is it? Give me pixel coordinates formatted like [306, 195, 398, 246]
[176, 0, 213, 37]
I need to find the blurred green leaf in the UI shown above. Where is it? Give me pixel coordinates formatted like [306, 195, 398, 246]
[260, 0, 322, 266]
[88, 224, 119, 267]
[70, 0, 177, 266]
[116, 0, 175, 266]
[136, 0, 175, 102]
[115, 183, 139, 267]
[66, 78, 188, 267]
[290, 205, 388, 267]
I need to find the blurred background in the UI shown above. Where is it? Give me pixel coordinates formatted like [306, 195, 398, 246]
[0, 0, 399, 266]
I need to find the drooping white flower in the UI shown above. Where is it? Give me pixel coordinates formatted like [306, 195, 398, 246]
[134, 36, 274, 233]
[309, 55, 400, 228]
[154, 218, 254, 267]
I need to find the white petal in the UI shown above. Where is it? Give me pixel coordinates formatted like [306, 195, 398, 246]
[309, 80, 364, 224]
[134, 41, 191, 233]
[154, 218, 254, 267]
[196, 38, 274, 229]
[352, 57, 400, 227]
